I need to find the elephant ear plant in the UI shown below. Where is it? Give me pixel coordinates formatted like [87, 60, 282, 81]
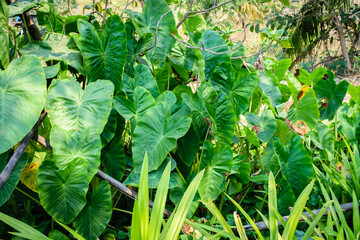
[131, 153, 205, 240]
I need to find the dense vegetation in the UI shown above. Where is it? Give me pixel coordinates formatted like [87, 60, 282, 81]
[0, 0, 360, 239]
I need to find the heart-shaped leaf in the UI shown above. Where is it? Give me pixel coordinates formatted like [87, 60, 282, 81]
[132, 101, 192, 172]
[313, 76, 349, 120]
[46, 79, 114, 133]
[200, 30, 230, 79]
[206, 91, 236, 145]
[273, 135, 312, 197]
[123, 65, 160, 100]
[100, 136, 126, 181]
[198, 141, 233, 201]
[50, 126, 102, 181]
[0, 55, 47, 154]
[73, 182, 112, 240]
[210, 62, 259, 116]
[245, 110, 277, 143]
[124, 0, 177, 66]
[114, 86, 156, 132]
[73, 15, 127, 93]
[37, 159, 88, 224]
[9, 0, 42, 17]
[287, 86, 319, 129]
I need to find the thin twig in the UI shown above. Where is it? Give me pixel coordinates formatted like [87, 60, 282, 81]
[176, 0, 194, 28]
[90, 11, 106, 21]
[176, 0, 234, 28]
[231, 40, 274, 59]
[119, 0, 136, 18]
[102, 0, 109, 26]
[0, 112, 47, 190]
[170, 29, 246, 55]
[68, 0, 72, 16]
[188, 0, 234, 17]
[143, 9, 171, 53]
[34, 134, 172, 218]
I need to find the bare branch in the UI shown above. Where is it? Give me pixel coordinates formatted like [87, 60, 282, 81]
[170, 24, 246, 56]
[231, 41, 274, 59]
[102, 0, 109, 26]
[68, 0, 73, 16]
[33, 134, 172, 218]
[176, 0, 194, 28]
[120, 0, 136, 18]
[0, 112, 47, 190]
[90, 11, 106, 22]
[143, 9, 171, 53]
[176, 0, 234, 28]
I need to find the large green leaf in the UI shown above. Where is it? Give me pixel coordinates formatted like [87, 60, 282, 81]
[206, 91, 236, 145]
[313, 77, 349, 120]
[182, 84, 212, 139]
[8, 0, 42, 17]
[180, 9, 206, 42]
[36, 3, 64, 33]
[245, 110, 277, 143]
[50, 126, 102, 181]
[124, 0, 177, 66]
[0, 55, 47, 154]
[38, 159, 88, 224]
[123, 65, 160, 100]
[198, 141, 233, 201]
[199, 30, 230, 79]
[114, 87, 156, 132]
[20, 33, 84, 74]
[309, 122, 334, 152]
[0, 1, 9, 69]
[100, 108, 118, 147]
[177, 125, 200, 166]
[273, 135, 313, 197]
[0, 152, 27, 206]
[72, 15, 127, 93]
[132, 101, 191, 172]
[100, 136, 126, 181]
[287, 87, 319, 129]
[210, 62, 258, 116]
[258, 73, 282, 107]
[46, 79, 114, 133]
[73, 182, 112, 240]
[296, 67, 327, 86]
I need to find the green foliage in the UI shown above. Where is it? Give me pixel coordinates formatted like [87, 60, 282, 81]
[0, 56, 47, 154]
[1, 0, 359, 239]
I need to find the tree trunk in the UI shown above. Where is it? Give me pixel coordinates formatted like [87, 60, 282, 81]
[334, 14, 351, 72]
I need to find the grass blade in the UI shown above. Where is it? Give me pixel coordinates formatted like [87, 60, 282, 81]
[268, 172, 278, 240]
[149, 161, 171, 240]
[282, 180, 314, 240]
[0, 212, 51, 240]
[301, 201, 332, 240]
[138, 152, 149, 240]
[225, 193, 264, 240]
[201, 198, 234, 235]
[161, 169, 205, 240]
[234, 212, 248, 240]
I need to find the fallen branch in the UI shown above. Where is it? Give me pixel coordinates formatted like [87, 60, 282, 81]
[0, 112, 47, 190]
[34, 135, 173, 218]
[243, 201, 358, 231]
